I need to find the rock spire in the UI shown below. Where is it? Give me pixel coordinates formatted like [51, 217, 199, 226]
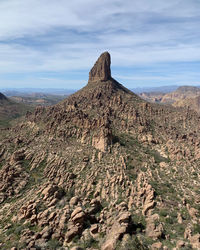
[89, 51, 111, 82]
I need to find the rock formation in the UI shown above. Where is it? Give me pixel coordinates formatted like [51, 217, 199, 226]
[89, 51, 111, 82]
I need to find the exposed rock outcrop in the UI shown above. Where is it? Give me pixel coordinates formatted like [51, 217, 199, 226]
[89, 52, 111, 82]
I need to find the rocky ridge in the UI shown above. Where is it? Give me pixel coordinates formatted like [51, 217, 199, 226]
[0, 52, 199, 249]
[161, 86, 200, 104]
[140, 86, 200, 114]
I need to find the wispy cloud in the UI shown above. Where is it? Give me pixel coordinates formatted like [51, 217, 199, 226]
[0, 0, 200, 88]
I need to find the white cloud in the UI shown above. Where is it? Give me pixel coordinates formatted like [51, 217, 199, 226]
[0, 0, 199, 87]
[0, 0, 199, 39]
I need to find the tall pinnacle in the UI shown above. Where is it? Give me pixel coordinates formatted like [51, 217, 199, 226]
[89, 52, 111, 82]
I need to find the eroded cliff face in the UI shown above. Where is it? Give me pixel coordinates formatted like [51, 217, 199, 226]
[0, 52, 200, 249]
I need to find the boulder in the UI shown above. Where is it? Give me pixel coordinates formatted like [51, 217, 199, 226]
[190, 234, 200, 249]
[71, 207, 86, 224]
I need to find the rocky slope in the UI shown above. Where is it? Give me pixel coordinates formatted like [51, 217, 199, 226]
[0, 52, 200, 249]
[173, 95, 200, 114]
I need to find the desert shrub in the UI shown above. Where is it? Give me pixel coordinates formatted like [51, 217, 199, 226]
[165, 217, 174, 224]
[82, 237, 99, 248]
[159, 209, 168, 217]
[193, 224, 200, 234]
[116, 236, 148, 250]
[47, 239, 61, 249]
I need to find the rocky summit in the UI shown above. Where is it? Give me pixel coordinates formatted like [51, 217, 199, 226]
[89, 52, 111, 82]
[0, 52, 200, 249]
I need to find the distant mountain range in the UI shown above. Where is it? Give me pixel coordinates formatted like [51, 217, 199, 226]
[131, 85, 200, 94]
[0, 88, 76, 97]
[2, 85, 199, 97]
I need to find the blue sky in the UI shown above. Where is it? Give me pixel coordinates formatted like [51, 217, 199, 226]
[0, 0, 200, 89]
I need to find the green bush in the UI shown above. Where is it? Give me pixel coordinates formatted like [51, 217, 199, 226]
[193, 224, 200, 234]
[117, 236, 148, 250]
[82, 237, 99, 248]
[47, 239, 61, 249]
[165, 217, 174, 224]
[159, 209, 168, 217]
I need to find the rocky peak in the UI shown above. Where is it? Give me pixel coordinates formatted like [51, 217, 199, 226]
[89, 51, 111, 82]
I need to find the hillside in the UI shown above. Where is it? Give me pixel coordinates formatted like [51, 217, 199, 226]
[161, 86, 200, 104]
[139, 92, 165, 103]
[173, 95, 200, 114]
[10, 94, 68, 107]
[0, 52, 200, 249]
[140, 86, 200, 114]
[0, 92, 33, 128]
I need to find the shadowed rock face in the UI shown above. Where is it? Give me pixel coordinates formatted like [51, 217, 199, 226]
[89, 51, 111, 82]
[0, 93, 7, 101]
